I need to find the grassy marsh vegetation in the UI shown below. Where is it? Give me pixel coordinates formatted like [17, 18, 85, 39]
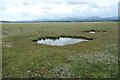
[2, 22, 118, 78]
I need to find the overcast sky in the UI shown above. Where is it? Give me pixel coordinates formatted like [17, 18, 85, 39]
[0, 0, 119, 21]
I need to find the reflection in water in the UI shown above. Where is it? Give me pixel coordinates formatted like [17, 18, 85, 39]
[37, 37, 88, 46]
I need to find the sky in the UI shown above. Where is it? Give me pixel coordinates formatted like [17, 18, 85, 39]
[0, 0, 119, 21]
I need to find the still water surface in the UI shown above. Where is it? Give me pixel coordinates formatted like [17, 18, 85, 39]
[37, 37, 89, 46]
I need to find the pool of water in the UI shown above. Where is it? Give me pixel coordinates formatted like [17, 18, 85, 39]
[90, 31, 96, 34]
[37, 37, 89, 46]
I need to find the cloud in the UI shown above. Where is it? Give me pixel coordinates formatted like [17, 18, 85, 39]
[42, 7, 52, 10]
[67, 2, 89, 5]
[0, 0, 119, 21]
[0, 5, 6, 10]
[23, 2, 30, 5]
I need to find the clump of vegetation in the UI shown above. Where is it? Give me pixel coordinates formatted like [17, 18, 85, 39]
[82, 30, 107, 32]
[32, 35, 94, 42]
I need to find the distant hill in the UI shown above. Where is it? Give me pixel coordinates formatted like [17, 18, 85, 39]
[1, 21, 11, 23]
[1, 16, 119, 23]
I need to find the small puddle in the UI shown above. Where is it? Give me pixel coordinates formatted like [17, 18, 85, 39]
[82, 30, 106, 34]
[33, 36, 93, 46]
[90, 31, 96, 34]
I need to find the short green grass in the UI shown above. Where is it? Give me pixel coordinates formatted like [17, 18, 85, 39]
[2, 22, 118, 78]
[0, 24, 2, 79]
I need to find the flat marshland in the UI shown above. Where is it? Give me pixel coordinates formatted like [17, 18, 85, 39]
[2, 22, 118, 78]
